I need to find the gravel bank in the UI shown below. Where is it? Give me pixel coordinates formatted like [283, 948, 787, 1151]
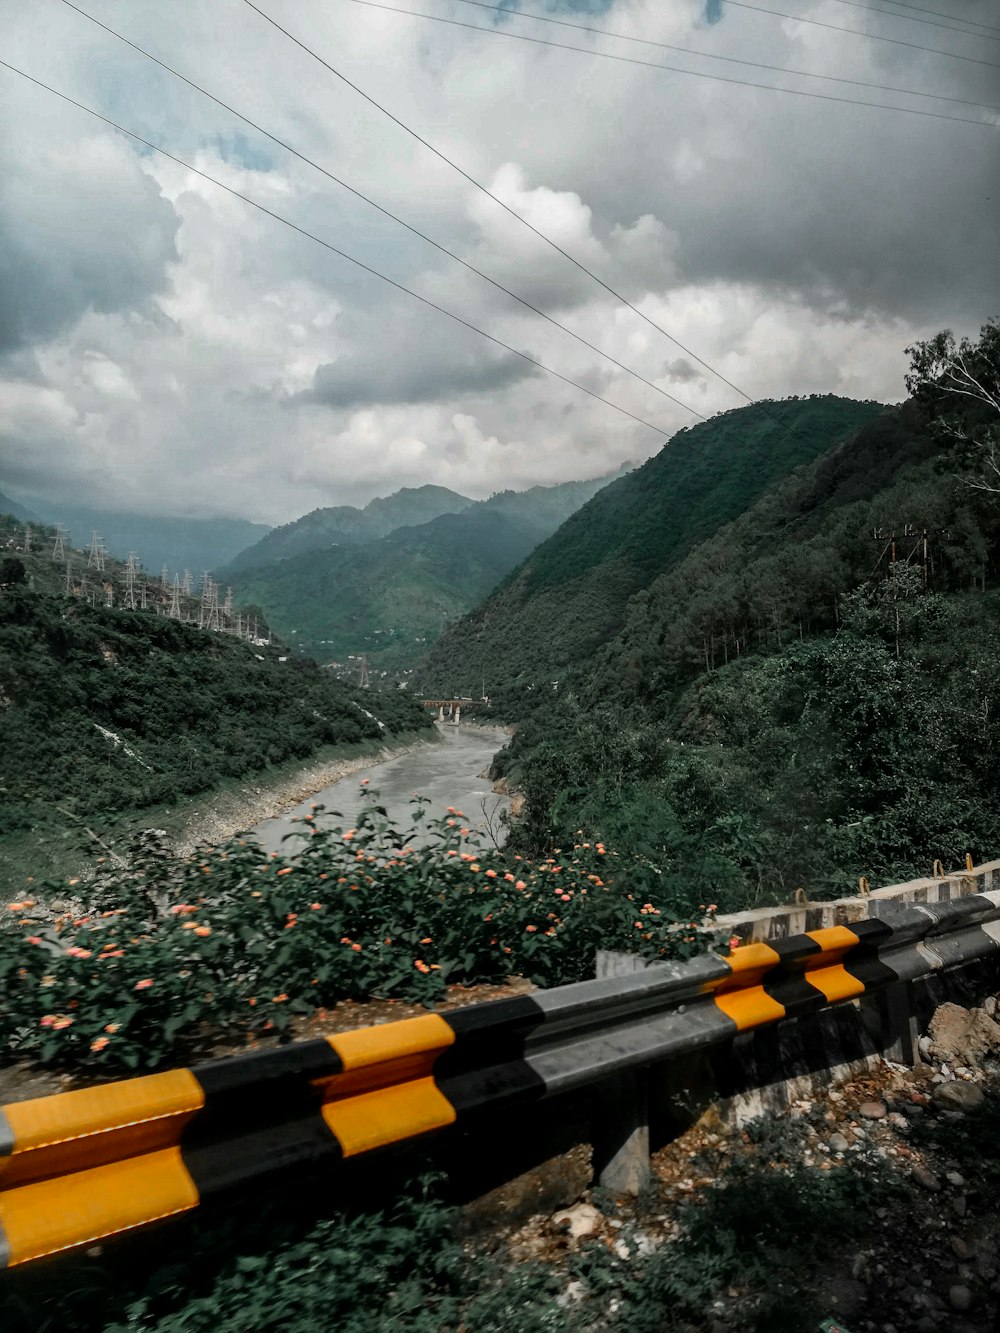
[174, 734, 437, 852]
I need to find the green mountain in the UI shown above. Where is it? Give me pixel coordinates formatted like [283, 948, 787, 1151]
[227, 468, 628, 675]
[4, 496, 271, 577]
[225, 485, 473, 573]
[416, 396, 884, 701]
[486, 321, 1000, 907]
[0, 578, 430, 887]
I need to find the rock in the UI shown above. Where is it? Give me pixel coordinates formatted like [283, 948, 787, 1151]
[933, 1082, 984, 1113]
[951, 1237, 974, 1260]
[556, 1280, 587, 1307]
[948, 1284, 973, 1312]
[911, 1165, 941, 1191]
[929, 1002, 1000, 1067]
[954, 1197, 968, 1218]
[918, 1035, 934, 1059]
[888, 1112, 909, 1129]
[984, 995, 998, 1018]
[860, 1101, 887, 1119]
[552, 1203, 601, 1240]
[946, 1171, 966, 1187]
[829, 1134, 850, 1153]
[917, 1318, 937, 1333]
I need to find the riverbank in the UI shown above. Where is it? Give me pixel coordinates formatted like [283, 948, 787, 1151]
[174, 729, 438, 852]
[0, 729, 438, 892]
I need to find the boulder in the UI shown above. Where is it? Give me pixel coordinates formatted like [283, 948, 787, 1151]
[928, 1003, 1000, 1067]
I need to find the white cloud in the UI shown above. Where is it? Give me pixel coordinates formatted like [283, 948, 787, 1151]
[0, 0, 996, 524]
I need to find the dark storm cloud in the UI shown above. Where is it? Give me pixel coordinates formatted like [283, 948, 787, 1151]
[0, 128, 179, 353]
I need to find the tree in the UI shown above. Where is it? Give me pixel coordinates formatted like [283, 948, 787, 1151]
[905, 318, 999, 495]
[0, 557, 26, 588]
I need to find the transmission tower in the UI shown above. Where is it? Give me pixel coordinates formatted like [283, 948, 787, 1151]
[359, 655, 370, 689]
[181, 569, 192, 596]
[168, 575, 181, 619]
[223, 586, 233, 618]
[160, 564, 169, 589]
[104, 581, 114, 608]
[51, 525, 66, 562]
[64, 558, 73, 596]
[123, 552, 139, 610]
[140, 580, 148, 610]
[23, 525, 31, 554]
[87, 531, 105, 572]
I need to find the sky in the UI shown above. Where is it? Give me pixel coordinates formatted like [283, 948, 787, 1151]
[1, 0, 998, 523]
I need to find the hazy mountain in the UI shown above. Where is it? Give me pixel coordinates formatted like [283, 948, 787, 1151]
[225, 485, 473, 573]
[0, 489, 40, 524]
[5, 496, 271, 576]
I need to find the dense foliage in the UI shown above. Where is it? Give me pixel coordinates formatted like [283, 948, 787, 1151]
[0, 791, 720, 1074]
[483, 324, 1000, 902]
[0, 589, 430, 846]
[416, 395, 883, 699]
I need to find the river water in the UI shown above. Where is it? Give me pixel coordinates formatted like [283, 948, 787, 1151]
[252, 723, 511, 855]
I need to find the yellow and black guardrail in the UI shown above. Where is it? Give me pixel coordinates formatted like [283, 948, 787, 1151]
[2, 886, 1000, 1268]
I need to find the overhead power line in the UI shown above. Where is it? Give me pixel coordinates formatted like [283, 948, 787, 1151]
[825, 0, 1000, 38]
[871, 0, 1000, 35]
[720, 0, 1000, 69]
[823, 0, 1000, 40]
[0, 59, 677, 437]
[337, 0, 1000, 117]
[240, 0, 992, 451]
[446, 0, 1000, 112]
[56, 0, 705, 421]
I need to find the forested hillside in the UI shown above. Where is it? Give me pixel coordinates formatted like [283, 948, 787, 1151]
[225, 484, 472, 572]
[490, 321, 1000, 907]
[0, 587, 430, 884]
[227, 467, 627, 672]
[416, 396, 883, 698]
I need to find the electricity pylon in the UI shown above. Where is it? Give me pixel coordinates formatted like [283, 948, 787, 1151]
[87, 532, 105, 572]
[51, 525, 66, 562]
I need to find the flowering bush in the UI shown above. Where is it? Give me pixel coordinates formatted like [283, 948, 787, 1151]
[0, 789, 723, 1073]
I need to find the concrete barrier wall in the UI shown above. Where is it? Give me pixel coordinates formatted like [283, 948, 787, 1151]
[717, 859, 1000, 943]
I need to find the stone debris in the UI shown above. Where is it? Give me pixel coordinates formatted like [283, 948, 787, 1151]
[481, 997, 1000, 1331]
[551, 1203, 601, 1240]
[933, 1081, 985, 1112]
[859, 1100, 887, 1119]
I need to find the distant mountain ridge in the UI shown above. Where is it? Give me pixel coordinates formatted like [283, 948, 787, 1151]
[225, 485, 473, 573]
[226, 466, 631, 674]
[1, 493, 270, 576]
[414, 396, 885, 701]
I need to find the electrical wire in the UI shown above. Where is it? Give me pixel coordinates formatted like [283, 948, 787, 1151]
[871, 0, 1000, 35]
[338, 0, 1000, 117]
[445, 0, 1000, 109]
[822, 0, 1000, 40]
[242, 0, 993, 445]
[721, 0, 1000, 69]
[0, 58, 677, 436]
[57, 0, 704, 420]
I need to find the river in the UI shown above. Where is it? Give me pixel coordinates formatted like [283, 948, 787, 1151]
[252, 723, 511, 855]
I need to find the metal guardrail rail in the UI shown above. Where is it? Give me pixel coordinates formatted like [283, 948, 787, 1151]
[2, 885, 1000, 1268]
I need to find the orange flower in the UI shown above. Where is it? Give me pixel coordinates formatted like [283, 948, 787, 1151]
[193, 926, 212, 937]
[134, 979, 153, 990]
[104, 1023, 121, 1033]
[351, 943, 362, 953]
[420, 937, 432, 944]
[525, 925, 537, 933]
[276, 867, 294, 877]
[272, 993, 289, 1003]
[90, 1036, 110, 1053]
[485, 869, 497, 879]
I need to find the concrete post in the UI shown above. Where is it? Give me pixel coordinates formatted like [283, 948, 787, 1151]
[454, 706, 461, 726]
[592, 951, 651, 1195]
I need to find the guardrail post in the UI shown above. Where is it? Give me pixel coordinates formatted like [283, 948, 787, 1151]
[593, 951, 651, 1195]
